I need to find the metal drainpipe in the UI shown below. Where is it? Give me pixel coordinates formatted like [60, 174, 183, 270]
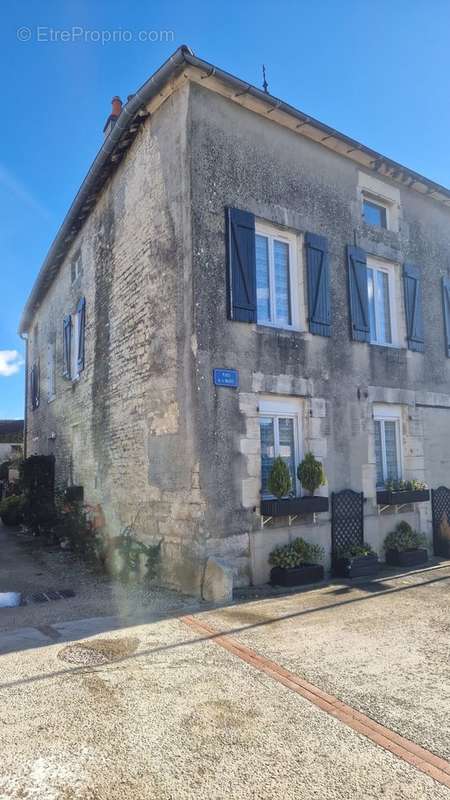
[19, 332, 28, 460]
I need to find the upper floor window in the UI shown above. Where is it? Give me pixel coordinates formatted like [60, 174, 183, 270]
[363, 198, 388, 229]
[63, 297, 86, 381]
[47, 342, 56, 401]
[374, 405, 402, 487]
[367, 262, 395, 345]
[255, 223, 299, 330]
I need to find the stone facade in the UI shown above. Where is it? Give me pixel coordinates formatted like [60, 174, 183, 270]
[23, 60, 450, 596]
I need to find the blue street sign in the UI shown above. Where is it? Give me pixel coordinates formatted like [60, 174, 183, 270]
[213, 368, 239, 388]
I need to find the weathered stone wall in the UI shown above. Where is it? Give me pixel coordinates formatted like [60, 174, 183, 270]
[26, 83, 209, 594]
[188, 81, 450, 580]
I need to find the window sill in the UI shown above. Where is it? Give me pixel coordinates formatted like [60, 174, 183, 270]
[256, 324, 308, 338]
[47, 396, 56, 404]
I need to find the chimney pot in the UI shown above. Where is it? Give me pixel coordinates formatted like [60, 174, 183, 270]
[111, 96, 122, 117]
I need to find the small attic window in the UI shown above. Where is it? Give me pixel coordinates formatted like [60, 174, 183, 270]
[363, 198, 388, 229]
[71, 253, 82, 284]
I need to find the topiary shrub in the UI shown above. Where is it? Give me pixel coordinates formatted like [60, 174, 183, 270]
[384, 520, 427, 552]
[269, 537, 324, 569]
[0, 495, 25, 526]
[297, 452, 326, 496]
[268, 457, 292, 499]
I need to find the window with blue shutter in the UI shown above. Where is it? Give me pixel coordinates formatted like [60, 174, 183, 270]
[63, 315, 72, 378]
[30, 362, 40, 410]
[347, 246, 370, 342]
[403, 263, 424, 352]
[77, 297, 86, 372]
[305, 232, 331, 336]
[442, 277, 450, 358]
[226, 207, 257, 322]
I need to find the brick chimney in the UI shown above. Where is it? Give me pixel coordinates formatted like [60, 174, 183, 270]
[103, 96, 122, 137]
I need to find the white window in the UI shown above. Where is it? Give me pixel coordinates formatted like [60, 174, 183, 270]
[259, 398, 302, 497]
[255, 223, 299, 330]
[47, 343, 55, 401]
[373, 405, 403, 487]
[71, 254, 82, 284]
[367, 258, 398, 346]
[363, 197, 388, 229]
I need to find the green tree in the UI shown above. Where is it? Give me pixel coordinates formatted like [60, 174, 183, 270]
[268, 457, 292, 498]
[297, 452, 326, 496]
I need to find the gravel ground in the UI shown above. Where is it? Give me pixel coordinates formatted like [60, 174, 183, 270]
[1, 617, 449, 799]
[202, 563, 450, 763]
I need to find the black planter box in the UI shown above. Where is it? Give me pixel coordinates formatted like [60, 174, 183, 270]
[260, 496, 329, 517]
[334, 553, 379, 579]
[376, 489, 430, 506]
[385, 548, 428, 567]
[270, 564, 324, 587]
[64, 485, 84, 503]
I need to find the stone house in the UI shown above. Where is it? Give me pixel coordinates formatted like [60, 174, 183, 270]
[20, 46, 450, 597]
[0, 420, 23, 463]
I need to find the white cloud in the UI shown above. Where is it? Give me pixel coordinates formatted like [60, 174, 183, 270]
[0, 350, 24, 377]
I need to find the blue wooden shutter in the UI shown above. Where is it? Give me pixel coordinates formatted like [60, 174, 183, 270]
[305, 232, 331, 336]
[30, 362, 40, 409]
[347, 245, 369, 342]
[226, 207, 256, 322]
[403, 263, 424, 352]
[442, 277, 450, 358]
[63, 315, 72, 377]
[77, 297, 86, 372]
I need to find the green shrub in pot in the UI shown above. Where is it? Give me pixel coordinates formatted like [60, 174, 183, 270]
[384, 521, 427, 552]
[269, 537, 324, 569]
[267, 456, 292, 499]
[297, 452, 326, 496]
[0, 495, 25, 526]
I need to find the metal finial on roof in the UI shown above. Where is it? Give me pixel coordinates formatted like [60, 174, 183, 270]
[262, 64, 269, 94]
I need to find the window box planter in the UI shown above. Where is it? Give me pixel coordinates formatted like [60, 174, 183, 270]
[376, 489, 430, 506]
[260, 496, 329, 517]
[385, 548, 428, 568]
[270, 564, 324, 587]
[334, 553, 379, 579]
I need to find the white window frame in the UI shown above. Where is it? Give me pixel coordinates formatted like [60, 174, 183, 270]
[47, 342, 56, 402]
[367, 256, 399, 348]
[373, 404, 403, 487]
[362, 193, 390, 229]
[71, 254, 82, 285]
[259, 398, 303, 497]
[255, 221, 300, 331]
[71, 312, 79, 382]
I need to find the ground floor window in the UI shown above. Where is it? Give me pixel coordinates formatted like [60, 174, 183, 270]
[374, 405, 402, 486]
[259, 399, 302, 496]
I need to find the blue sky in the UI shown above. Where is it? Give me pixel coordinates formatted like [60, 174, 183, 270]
[1, 0, 450, 418]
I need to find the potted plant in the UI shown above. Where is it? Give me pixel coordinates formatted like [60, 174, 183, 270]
[384, 521, 428, 567]
[0, 495, 25, 527]
[260, 455, 329, 517]
[334, 542, 379, 578]
[376, 479, 429, 506]
[269, 537, 325, 587]
[297, 452, 329, 513]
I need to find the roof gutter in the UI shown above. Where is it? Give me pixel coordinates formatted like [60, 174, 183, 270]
[19, 45, 450, 333]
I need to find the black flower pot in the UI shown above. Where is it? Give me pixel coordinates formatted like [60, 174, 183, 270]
[260, 496, 329, 517]
[334, 553, 379, 578]
[385, 548, 428, 567]
[270, 564, 324, 587]
[376, 490, 430, 506]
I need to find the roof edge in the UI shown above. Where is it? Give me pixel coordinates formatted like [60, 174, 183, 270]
[19, 45, 450, 333]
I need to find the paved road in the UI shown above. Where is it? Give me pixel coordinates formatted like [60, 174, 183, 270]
[1, 538, 450, 798]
